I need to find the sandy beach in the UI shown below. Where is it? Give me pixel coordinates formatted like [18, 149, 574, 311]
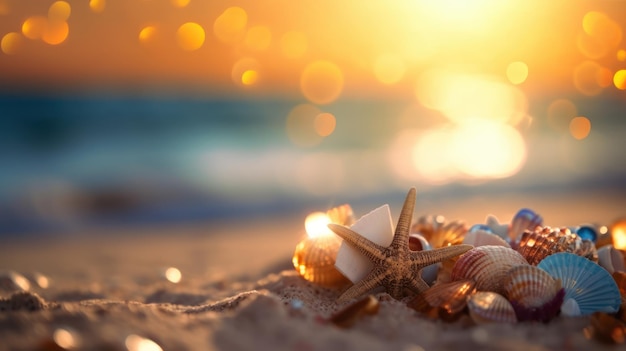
[1, 190, 625, 350]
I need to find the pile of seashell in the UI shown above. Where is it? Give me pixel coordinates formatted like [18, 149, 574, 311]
[293, 203, 626, 343]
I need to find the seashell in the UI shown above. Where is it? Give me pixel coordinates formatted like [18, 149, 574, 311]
[467, 291, 517, 324]
[293, 234, 350, 287]
[450, 246, 528, 295]
[407, 279, 476, 322]
[517, 226, 582, 265]
[411, 215, 467, 249]
[538, 252, 621, 315]
[584, 312, 626, 345]
[503, 265, 564, 322]
[463, 227, 511, 248]
[598, 245, 625, 274]
[485, 214, 509, 240]
[561, 298, 581, 316]
[329, 295, 379, 328]
[578, 240, 599, 262]
[327, 204, 356, 227]
[508, 208, 543, 242]
[409, 234, 438, 285]
[573, 224, 598, 243]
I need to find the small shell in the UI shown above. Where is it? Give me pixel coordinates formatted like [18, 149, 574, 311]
[561, 298, 582, 317]
[503, 265, 564, 322]
[329, 295, 379, 328]
[517, 227, 582, 265]
[451, 246, 528, 295]
[411, 215, 467, 248]
[462, 227, 511, 248]
[538, 252, 621, 315]
[409, 234, 438, 285]
[578, 240, 599, 262]
[574, 225, 598, 243]
[509, 208, 543, 242]
[327, 204, 356, 227]
[485, 214, 509, 240]
[293, 235, 349, 287]
[467, 291, 517, 324]
[598, 245, 625, 274]
[407, 279, 476, 322]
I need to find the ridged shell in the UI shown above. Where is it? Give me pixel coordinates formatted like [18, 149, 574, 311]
[517, 227, 582, 265]
[292, 235, 349, 287]
[598, 245, 625, 274]
[407, 279, 476, 322]
[411, 215, 467, 249]
[467, 291, 517, 324]
[509, 208, 543, 242]
[450, 246, 528, 295]
[462, 228, 511, 248]
[538, 252, 621, 315]
[327, 204, 356, 227]
[503, 265, 564, 322]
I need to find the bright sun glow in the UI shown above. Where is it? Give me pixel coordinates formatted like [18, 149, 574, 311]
[304, 212, 333, 239]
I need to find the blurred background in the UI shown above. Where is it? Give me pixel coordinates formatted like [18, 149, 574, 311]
[0, 0, 625, 236]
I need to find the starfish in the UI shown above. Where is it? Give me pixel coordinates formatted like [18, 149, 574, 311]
[328, 187, 473, 302]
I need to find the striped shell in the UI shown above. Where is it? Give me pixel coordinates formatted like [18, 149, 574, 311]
[450, 246, 528, 295]
[598, 245, 625, 274]
[538, 252, 621, 316]
[462, 227, 511, 248]
[407, 279, 476, 322]
[467, 291, 517, 324]
[509, 208, 542, 242]
[503, 265, 564, 322]
[292, 234, 349, 287]
[517, 227, 582, 265]
[411, 215, 468, 249]
[327, 204, 356, 228]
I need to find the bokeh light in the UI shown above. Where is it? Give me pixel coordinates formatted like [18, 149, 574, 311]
[280, 31, 307, 59]
[1, 32, 22, 55]
[614, 70, 626, 90]
[285, 104, 324, 147]
[241, 70, 258, 85]
[611, 219, 626, 250]
[313, 113, 336, 137]
[373, 53, 406, 85]
[213, 6, 247, 44]
[573, 61, 607, 96]
[89, 0, 106, 13]
[125, 334, 162, 351]
[53, 328, 79, 349]
[177, 22, 205, 51]
[304, 212, 332, 238]
[300, 60, 344, 105]
[244, 25, 271, 51]
[618, 49, 626, 61]
[48, 1, 71, 22]
[411, 127, 458, 184]
[569, 116, 591, 140]
[138, 26, 157, 45]
[42, 20, 69, 45]
[506, 61, 528, 85]
[171, 0, 190, 8]
[164, 267, 182, 283]
[547, 98, 577, 132]
[231, 57, 261, 88]
[22, 16, 47, 40]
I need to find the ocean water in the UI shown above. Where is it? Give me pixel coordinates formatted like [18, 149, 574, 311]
[1, 92, 625, 235]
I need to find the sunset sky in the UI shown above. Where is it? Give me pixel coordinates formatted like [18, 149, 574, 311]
[0, 0, 624, 99]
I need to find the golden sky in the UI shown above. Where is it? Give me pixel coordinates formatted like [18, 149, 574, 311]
[0, 0, 625, 99]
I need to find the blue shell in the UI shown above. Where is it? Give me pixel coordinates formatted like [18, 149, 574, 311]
[537, 252, 621, 315]
[469, 224, 494, 234]
[509, 208, 543, 241]
[574, 225, 598, 243]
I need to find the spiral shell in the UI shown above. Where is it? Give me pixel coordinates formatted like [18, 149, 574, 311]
[467, 291, 517, 324]
[407, 279, 476, 322]
[293, 234, 349, 287]
[598, 245, 625, 274]
[411, 215, 467, 248]
[509, 208, 543, 242]
[517, 226, 582, 265]
[451, 246, 528, 295]
[538, 252, 621, 316]
[503, 265, 564, 322]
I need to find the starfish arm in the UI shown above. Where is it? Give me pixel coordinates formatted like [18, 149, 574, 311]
[337, 267, 387, 303]
[409, 244, 473, 269]
[406, 276, 430, 294]
[390, 187, 416, 252]
[328, 223, 386, 260]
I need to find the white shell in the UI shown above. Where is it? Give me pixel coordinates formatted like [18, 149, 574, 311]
[463, 229, 511, 248]
[467, 291, 517, 324]
[597, 245, 625, 274]
[561, 298, 581, 317]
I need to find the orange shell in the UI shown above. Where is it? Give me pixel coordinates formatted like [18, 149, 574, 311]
[467, 291, 517, 324]
[504, 265, 561, 308]
[292, 235, 349, 287]
[407, 279, 476, 322]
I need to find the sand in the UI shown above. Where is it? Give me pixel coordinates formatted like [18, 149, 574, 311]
[1, 191, 625, 351]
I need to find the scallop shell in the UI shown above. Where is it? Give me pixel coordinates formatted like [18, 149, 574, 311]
[293, 235, 349, 287]
[462, 227, 511, 248]
[517, 227, 581, 265]
[503, 265, 564, 322]
[467, 291, 517, 324]
[598, 245, 625, 274]
[327, 204, 356, 227]
[450, 246, 528, 295]
[411, 215, 467, 248]
[407, 279, 476, 322]
[509, 208, 543, 242]
[538, 252, 621, 315]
